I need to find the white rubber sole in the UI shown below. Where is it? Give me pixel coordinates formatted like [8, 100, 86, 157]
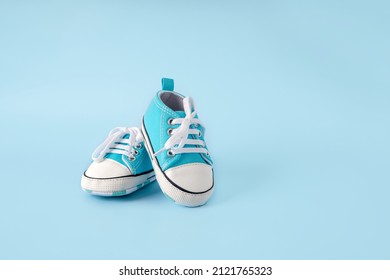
[81, 171, 155, 197]
[141, 120, 213, 207]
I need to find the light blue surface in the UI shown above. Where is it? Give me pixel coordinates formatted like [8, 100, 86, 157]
[0, 0, 389, 259]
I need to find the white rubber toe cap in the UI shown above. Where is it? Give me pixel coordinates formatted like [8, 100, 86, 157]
[85, 159, 131, 179]
[164, 163, 213, 193]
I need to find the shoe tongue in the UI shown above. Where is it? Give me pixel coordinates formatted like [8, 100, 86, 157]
[173, 97, 195, 118]
[175, 111, 186, 118]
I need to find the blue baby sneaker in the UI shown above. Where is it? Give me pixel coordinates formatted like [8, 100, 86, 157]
[81, 127, 155, 196]
[142, 78, 214, 207]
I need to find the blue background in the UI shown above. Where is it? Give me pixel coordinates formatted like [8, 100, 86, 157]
[0, 0, 389, 259]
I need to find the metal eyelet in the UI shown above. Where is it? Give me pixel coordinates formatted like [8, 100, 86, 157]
[198, 131, 202, 137]
[167, 128, 173, 135]
[167, 118, 174, 125]
[134, 150, 139, 155]
[135, 143, 142, 149]
[167, 150, 175, 157]
[129, 156, 136, 161]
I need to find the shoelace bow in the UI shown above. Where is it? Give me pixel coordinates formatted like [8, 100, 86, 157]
[92, 127, 143, 162]
[155, 97, 209, 157]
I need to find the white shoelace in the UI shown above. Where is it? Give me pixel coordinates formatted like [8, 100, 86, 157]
[92, 127, 144, 162]
[155, 97, 209, 157]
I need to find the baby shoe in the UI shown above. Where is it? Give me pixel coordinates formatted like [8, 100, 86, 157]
[141, 78, 214, 207]
[81, 127, 155, 196]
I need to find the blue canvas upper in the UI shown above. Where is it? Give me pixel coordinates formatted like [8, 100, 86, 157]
[103, 134, 153, 175]
[143, 78, 213, 172]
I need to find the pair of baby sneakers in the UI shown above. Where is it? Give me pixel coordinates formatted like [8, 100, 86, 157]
[81, 78, 214, 207]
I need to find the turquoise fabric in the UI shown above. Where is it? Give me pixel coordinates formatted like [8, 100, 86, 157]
[161, 77, 174, 91]
[143, 80, 213, 172]
[104, 134, 153, 175]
